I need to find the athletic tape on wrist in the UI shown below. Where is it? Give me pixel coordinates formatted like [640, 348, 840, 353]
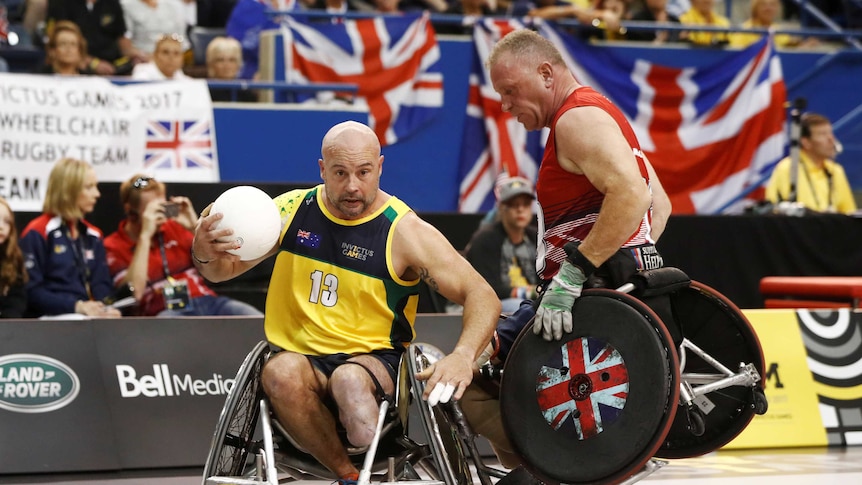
[563, 242, 597, 277]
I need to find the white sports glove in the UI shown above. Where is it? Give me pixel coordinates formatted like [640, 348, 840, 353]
[534, 260, 588, 341]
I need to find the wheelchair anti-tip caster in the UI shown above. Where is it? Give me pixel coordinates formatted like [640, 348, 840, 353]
[684, 405, 706, 437]
[750, 387, 768, 415]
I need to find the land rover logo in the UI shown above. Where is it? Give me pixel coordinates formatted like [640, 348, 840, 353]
[0, 354, 80, 413]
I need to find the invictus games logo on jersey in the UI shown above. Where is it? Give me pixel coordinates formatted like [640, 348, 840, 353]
[0, 354, 81, 413]
[341, 242, 374, 261]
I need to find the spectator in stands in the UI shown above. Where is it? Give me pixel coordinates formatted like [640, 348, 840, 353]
[19, 158, 122, 318]
[729, 0, 819, 49]
[765, 112, 857, 214]
[464, 176, 539, 314]
[626, 0, 683, 43]
[47, 0, 144, 76]
[104, 174, 263, 317]
[35, 20, 89, 75]
[190, 120, 499, 483]
[678, 0, 730, 46]
[131, 33, 190, 79]
[206, 35, 258, 101]
[121, 0, 190, 60]
[0, 196, 27, 319]
[529, 0, 630, 41]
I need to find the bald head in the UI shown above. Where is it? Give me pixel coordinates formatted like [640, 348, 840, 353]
[321, 121, 381, 162]
[318, 121, 386, 219]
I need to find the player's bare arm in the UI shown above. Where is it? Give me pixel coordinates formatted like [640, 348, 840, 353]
[644, 156, 672, 241]
[554, 107, 652, 266]
[393, 212, 499, 401]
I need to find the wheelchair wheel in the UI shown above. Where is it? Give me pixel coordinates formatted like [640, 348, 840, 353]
[407, 344, 473, 485]
[203, 340, 270, 481]
[501, 289, 680, 484]
[655, 281, 766, 459]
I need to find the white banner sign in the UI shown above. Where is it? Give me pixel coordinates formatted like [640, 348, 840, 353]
[0, 73, 220, 212]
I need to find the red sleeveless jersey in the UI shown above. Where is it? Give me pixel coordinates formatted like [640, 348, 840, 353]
[536, 87, 655, 280]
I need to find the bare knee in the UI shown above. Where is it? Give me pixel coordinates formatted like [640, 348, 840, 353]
[261, 353, 315, 404]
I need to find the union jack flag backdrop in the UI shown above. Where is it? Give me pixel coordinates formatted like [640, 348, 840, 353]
[282, 13, 444, 146]
[457, 19, 546, 213]
[538, 22, 787, 214]
[144, 119, 215, 170]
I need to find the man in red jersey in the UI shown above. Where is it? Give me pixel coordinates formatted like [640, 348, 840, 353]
[459, 28, 672, 471]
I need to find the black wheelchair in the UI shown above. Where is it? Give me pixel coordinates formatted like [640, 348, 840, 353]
[202, 267, 767, 485]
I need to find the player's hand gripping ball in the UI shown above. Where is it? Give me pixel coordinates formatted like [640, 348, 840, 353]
[211, 186, 281, 261]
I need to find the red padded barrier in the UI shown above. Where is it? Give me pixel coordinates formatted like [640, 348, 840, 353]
[760, 277, 862, 308]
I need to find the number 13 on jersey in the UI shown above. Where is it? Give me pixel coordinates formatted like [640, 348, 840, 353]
[309, 270, 338, 307]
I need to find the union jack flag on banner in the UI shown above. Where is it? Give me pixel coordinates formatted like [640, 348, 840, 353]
[282, 13, 443, 146]
[457, 19, 546, 213]
[538, 22, 787, 214]
[144, 120, 215, 170]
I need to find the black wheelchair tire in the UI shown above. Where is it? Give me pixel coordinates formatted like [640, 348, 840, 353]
[407, 344, 473, 485]
[655, 281, 766, 459]
[202, 340, 269, 480]
[501, 289, 680, 484]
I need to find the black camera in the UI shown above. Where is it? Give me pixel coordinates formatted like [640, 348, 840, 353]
[163, 202, 179, 218]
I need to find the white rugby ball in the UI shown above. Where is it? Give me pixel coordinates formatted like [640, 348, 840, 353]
[211, 185, 281, 261]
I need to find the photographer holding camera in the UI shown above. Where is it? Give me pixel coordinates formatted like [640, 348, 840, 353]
[104, 174, 262, 317]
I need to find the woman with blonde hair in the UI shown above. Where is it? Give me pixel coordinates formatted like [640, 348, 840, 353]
[0, 197, 27, 318]
[206, 36, 257, 102]
[19, 158, 121, 318]
[37, 20, 89, 75]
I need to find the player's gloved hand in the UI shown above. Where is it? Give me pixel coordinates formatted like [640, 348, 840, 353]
[534, 260, 588, 341]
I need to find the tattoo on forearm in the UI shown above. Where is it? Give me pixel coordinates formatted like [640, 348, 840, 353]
[419, 267, 439, 291]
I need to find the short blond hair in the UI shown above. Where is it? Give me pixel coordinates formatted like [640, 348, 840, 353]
[487, 29, 566, 71]
[206, 36, 243, 77]
[42, 158, 93, 220]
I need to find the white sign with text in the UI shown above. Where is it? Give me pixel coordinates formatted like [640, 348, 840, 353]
[0, 73, 220, 212]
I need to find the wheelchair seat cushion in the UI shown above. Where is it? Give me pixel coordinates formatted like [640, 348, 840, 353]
[630, 267, 691, 297]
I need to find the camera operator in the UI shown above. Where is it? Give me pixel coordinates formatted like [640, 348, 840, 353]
[765, 112, 857, 215]
[104, 174, 262, 317]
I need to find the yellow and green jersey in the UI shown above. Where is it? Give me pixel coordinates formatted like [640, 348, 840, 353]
[265, 186, 420, 356]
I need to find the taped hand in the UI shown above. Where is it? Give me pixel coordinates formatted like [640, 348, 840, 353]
[534, 260, 587, 341]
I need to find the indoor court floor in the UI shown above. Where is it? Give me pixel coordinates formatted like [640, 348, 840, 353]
[3, 446, 861, 485]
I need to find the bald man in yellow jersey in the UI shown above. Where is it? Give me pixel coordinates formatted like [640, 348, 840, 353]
[192, 121, 500, 484]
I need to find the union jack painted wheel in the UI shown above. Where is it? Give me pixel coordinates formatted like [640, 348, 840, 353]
[501, 289, 680, 484]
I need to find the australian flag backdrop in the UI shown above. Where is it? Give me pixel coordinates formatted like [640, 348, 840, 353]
[538, 22, 787, 214]
[282, 12, 444, 146]
[457, 19, 547, 213]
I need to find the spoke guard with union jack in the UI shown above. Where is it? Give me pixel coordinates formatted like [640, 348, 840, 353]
[536, 337, 630, 441]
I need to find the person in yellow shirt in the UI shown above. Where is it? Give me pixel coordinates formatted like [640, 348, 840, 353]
[728, 0, 819, 49]
[766, 112, 857, 214]
[679, 0, 730, 46]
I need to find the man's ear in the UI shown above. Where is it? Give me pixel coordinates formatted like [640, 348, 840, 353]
[319, 158, 326, 181]
[539, 62, 553, 87]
